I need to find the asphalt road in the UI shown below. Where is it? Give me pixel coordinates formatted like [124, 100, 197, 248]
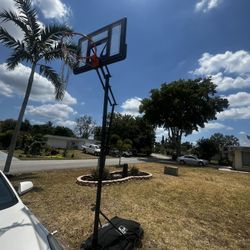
[0, 151, 173, 173]
[0, 157, 151, 173]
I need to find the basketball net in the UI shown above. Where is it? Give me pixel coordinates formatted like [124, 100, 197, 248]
[60, 32, 99, 87]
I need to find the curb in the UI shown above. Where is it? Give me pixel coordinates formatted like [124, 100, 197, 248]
[76, 171, 152, 186]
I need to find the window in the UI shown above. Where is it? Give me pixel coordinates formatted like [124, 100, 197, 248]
[0, 174, 18, 210]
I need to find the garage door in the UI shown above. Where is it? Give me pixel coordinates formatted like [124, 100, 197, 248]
[242, 151, 250, 169]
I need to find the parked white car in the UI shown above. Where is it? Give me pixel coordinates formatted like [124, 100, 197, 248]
[81, 144, 101, 156]
[177, 155, 208, 166]
[0, 170, 64, 250]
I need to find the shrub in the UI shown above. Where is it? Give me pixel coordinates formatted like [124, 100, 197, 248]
[50, 149, 59, 155]
[130, 166, 140, 176]
[172, 153, 177, 161]
[218, 158, 232, 166]
[29, 141, 43, 155]
[63, 148, 68, 157]
[91, 168, 110, 181]
[0, 131, 13, 149]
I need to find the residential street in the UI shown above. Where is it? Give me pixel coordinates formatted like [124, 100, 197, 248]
[0, 150, 175, 173]
[0, 156, 148, 173]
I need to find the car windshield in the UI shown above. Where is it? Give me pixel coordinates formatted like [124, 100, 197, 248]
[0, 174, 18, 210]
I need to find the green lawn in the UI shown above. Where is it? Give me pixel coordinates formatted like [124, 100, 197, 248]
[11, 163, 250, 250]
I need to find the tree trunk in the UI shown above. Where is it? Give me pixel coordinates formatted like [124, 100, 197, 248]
[4, 63, 36, 173]
[176, 140, 181, 157]
[175, 133, 182, 157]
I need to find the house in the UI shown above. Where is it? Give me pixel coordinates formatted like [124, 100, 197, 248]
[228, 146, 250, 171]
[44, 135, 99, 149]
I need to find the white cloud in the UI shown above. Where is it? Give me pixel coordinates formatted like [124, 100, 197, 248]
[121, 97, 142, 116]
[26, 103, 76, 120]
[217, 106, 250, 120]
[0, 81, 13, 97]
[56, 120, 76, 129]
[0, 0, 68, 44]
[155, 127, 166, 141]
[195, 0, 223, 12]
[193, 122, 233, 134]
[204, 122, 233, 130]
[193, 51, 250, 75]
[192, 50, 250, 91]
[32, 0, 70, 20]
[239, 131, 246, 135]
[0, 63, 77, 105]
[29, 118, 76, 130]
[238, 133, 250, 146]
[227, 92, 250, 108]
[211, 73, 250, 92]
[217, 92, 250, 121]
[0, 0, 24, 40]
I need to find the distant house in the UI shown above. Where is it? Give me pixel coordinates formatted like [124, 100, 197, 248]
[44, 135, 99, 149]
[228, 146, 250, 171]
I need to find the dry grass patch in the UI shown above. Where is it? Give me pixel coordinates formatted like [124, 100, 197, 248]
[11, 164, 250, 250]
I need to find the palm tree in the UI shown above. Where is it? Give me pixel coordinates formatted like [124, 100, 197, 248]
[0, 0, 75, 173]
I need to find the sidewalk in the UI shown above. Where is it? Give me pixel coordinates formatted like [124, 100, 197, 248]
[0, 151, 19, 161]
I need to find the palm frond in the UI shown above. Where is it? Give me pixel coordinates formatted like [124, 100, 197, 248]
[0, 10, 29, 35]
[40, 24, 73, 45]
[0, 27, 22, 49]
[39, 65, 65, 100]
[6, 48, 31, 70]
[15, 0, 40, 37]
[43, 42, 78, 66]
[43, 46, 64, 62]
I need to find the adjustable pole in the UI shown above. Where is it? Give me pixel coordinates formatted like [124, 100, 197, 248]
[92, 68, 110, 249]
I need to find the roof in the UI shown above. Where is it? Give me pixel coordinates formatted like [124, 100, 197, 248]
[228, 146, 250, 152]
[44, 135, 86, 142]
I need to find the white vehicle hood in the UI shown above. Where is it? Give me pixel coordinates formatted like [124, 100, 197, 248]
[0, 202, 50, 250]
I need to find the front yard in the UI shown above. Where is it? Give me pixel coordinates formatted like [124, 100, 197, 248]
[11, 164, 250, 250]
[13, 149, 99, 160]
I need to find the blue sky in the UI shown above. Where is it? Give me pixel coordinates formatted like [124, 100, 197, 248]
[0, 0, 250, 145]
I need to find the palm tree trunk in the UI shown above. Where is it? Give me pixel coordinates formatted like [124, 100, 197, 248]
[4, 63, 36, 173]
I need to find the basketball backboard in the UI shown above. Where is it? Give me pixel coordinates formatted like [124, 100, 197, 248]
[73, 18, 127, 74]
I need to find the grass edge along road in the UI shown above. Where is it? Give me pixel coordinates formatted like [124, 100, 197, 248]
[11, 163, 250, 250]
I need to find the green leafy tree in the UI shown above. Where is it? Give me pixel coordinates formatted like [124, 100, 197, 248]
[108, 113, 155, 155]
[0, 131, 13, 149]
[20, 119, 32, 132]
[140, 78, 229, 156]
[94, 113, 155, 155]
[116, 138, 132, 166]
[0, 0, 75, 173]
[0, 119, 17, 132]
[210, 133, 239, 163]
[196, 138, 218, 161]
[74, 115, 96, 138]
[32, 121, 54, 135]
[27, 134, 46, 156]
[54, 126, 75, 137]
[93, 126, 102, 141]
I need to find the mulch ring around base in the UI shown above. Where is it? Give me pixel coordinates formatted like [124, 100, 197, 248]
[76, 171, 152, 186]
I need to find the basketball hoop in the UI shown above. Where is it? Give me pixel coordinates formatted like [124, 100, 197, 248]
[63, 18, 127, 249]
[59, 32, 99, 86]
